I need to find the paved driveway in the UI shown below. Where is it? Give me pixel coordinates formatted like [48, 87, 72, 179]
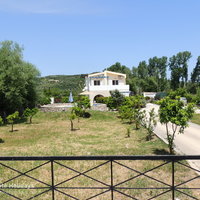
[145, 103, 200, 170]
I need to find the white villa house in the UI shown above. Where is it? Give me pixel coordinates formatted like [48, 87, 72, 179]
[80, 70, 130, 105]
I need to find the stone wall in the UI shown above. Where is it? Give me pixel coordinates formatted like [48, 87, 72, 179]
[40, 103, 109, 112]
[91, 103, 108, 111]
[39, 103, 72, 112]
[40, 107, 71, 112]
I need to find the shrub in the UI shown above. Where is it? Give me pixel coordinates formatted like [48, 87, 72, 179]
[0, 116, 3, 126]
[61, 96, 69, 103]
[155, 92, 167, 100]
[95, 97, 108, 104]
[39, 96, 51, 105]
[76, 96, 90, 110]
[107, 90, 125, 110]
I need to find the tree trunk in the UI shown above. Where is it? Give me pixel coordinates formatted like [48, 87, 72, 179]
[11, 123, 13, 132]
[70, 120, 73, 131]
[30, 116, 32, 124]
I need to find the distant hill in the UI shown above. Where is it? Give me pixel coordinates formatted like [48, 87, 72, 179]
[39, 74, 87, 95]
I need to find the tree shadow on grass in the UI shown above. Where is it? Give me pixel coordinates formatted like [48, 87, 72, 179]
[153, 149, 171, 155]
[70, 128, 80, 132]
[9, 129, 19, 132]
[0, 138, 4, 143]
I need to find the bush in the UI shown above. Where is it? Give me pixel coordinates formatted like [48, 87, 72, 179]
[155, 92, 167, 100]
[0, 116, 3, 126]
[123, 95, 146, 109]
[107, 90, 125, 110]
[95, 97, 108, 104]
[39, 96, 51, 105]
[61, 96, 69, 103]
[76, 96, 90, 109]
[168, 88, 197, 104]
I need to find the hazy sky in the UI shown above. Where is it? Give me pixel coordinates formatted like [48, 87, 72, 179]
[0, 0, 199, 76]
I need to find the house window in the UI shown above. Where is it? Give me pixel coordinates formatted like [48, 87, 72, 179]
[94, 80, 100, 86]
[112, 80, 119, 85]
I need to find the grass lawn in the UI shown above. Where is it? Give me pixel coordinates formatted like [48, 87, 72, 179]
[191, 113, 200, 125]
[0, 110, 199, 199]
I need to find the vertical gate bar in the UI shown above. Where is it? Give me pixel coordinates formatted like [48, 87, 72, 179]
[51, 160, 55, 200]
[172, 160, 175, 200]
[110, 160, 114, 200]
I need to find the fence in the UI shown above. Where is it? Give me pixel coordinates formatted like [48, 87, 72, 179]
[0, 155, 200, 200]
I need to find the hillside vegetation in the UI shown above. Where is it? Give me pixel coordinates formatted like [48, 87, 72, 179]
[39, 74, 86, 95]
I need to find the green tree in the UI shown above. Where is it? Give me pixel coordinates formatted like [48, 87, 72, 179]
[106, 62, 132, 81]
[141, 108, 157, 141]
[107, 90, 125, 110]
[159, 97, 194, 154]
[121, 96, 146, 129]
[138, 61, 148, 79]
[169, 51, 192, 89]
[191, 56, 200, 84]
[0, 116, 3, 126]
[148, 56, 168, 91]
[76, 96, 90, 110]
[69, 113, 76, 131]
[23, 108, 39, 124]
[6, 111, 20, 132]
[119, 105, 134, 123]
[71, 106, 84, 122]
[0, 41, 40, 118]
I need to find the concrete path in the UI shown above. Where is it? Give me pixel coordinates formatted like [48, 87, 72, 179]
[145, 103, 200, 170]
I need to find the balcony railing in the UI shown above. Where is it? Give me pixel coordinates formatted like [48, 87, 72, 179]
[0, 155, 200, 200]
[88, 85, 130, 92]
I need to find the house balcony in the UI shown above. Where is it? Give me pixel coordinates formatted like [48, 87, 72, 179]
[87, 84, 130, 92]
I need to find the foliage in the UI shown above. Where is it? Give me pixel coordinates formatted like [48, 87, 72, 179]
[61, 96, 69, 103]
[119, 105, 134, 123]
[76, 96, 90, 110]
[71, 106, 84, 122]
[6, 111, 20, 132]
[169, 51, 192, 89]
[0, 116, 3, 125]
[95, 96, 108, 104]
[123, 95, 146, 108]
[159, 97, 194, 154]
[196, 88, 200, 104]
[0, 40, 40, 118]
[23, 108, 39, 124]
[107, 90, 125, 110]
[119, 96, 146, 129]
[191, 56, 200, 84]
[148, 56, 168, 91]
[38, 95, 51, 105]
[141, 108, 157, 141]
[155, 92, 167, 100]
[106, 62, 132, 81]
[39, 74, 85, 96]
[168, 88, 197, 103]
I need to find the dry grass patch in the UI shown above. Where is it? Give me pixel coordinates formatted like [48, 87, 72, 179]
[0, 110, 199, 199]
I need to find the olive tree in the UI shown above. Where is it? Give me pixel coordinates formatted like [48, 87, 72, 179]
[23, 108, 39, 124]
[141, 108, 157, 141]
[69, 113, 76, 131]
[6, 111, 20, 132]
[159, 97, 194, 154]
